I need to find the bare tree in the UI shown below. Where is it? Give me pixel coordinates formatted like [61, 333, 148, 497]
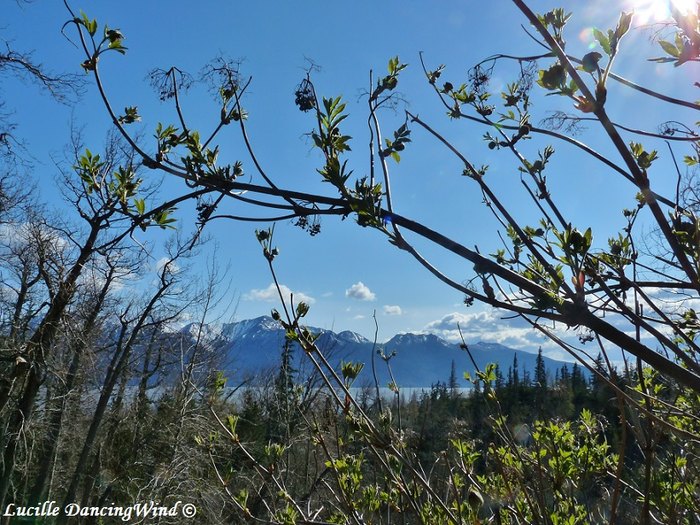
[0, 131, 216, 508]
[0, 24, 82, 162]
[26, 249, 137, 505]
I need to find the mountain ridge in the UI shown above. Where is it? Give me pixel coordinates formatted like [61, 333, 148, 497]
[184, 315, 577, 387]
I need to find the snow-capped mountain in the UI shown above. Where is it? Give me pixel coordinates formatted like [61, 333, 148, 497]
[191, 316, 575, 387]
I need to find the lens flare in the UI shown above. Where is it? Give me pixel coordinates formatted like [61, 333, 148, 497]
[627, 0, 698, 24]
[670, 0, 698, 15]
[578, 27, 599, 49]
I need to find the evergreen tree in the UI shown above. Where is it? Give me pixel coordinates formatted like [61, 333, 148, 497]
[494, 365, 504, 390]
[535, 348, 547, 388]
[269, 340, 298, 441]
[534, 348, 548, 418]
[559, 364, 571, 386]
[571, 363, 588, 413]
[448, 359, 459, 397]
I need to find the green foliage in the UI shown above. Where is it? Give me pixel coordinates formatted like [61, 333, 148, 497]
[596, 232, 633, 271]
[117, 105, 140, 124]
[340, 361, 364, 383]
[670, 209, 700, 259]
[629, 141, 659, 170]
[74, 11, 127, 72]
[537, 63, 567, 91]
[314, 97, 351, 155]
[75, 148, 104, 192]
[553, 225, 592, 266]
[109, 166, 141, 204]
[593, 11, 633, 58]
[152, 207, 177, 229]
[370, 56, 407, 101]
[382, 122, 411, 163]
[649, 7, 700, 66]
[73, 148, 182, 232]
[580, 51, 602, 73]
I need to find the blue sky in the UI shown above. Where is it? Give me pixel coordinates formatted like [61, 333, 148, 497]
[3, 1, 698, 360]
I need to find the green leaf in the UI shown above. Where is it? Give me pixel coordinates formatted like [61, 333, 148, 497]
[615, 11, 633, 40]
[134, 198, 145, 215]
[538, 64, 566, 90]
[629, 142, 643, 157]
[295, 301, 310, 318]
[608, 28, 618, 53]
[154, 208, 177, 229]
[659, 40, 680, 57]
[80, 11, 97, 36]
[581, 52, 602, 73]
[227, 415, 239, 436]
[118, 106, 140, 125]
[388, 56, 399, 74]
[108, 40, 127, 54]
[593, 28, 611, 55]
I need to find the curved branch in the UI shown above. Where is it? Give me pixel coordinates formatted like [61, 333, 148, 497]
[387, 208, 700, 392]
[512, 0, 700, 291]
[210, 207, 347, 223]
[479, 52, 700, 111]
[408, 111, 577, 299]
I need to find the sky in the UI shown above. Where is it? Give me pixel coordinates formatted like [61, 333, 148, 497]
[2, 0, 698, 362]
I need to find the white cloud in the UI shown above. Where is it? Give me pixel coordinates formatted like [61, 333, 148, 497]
[345, 281, 376, 301]
[155, 257, 180, 275]
[0, 222, 68, 252]
[423, 310, 561, 351]
[79, 265, 126, 294]
[244, 283, 315, 305]
[383, 305, 402, 316]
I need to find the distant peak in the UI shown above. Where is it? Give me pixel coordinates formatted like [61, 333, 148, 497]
[220, 315, 280, 340]
[387, 332, 444, 346]
[251, 315, 280, 330]
[337, 330, 370, 344]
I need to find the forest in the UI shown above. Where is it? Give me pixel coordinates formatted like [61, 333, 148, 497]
[1, 0, 700, 523]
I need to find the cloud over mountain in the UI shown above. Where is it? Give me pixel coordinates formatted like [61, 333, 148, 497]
[424, 310, 551, 350]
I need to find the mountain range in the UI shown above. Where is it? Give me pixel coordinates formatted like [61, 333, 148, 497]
[183, 316, 574, 388]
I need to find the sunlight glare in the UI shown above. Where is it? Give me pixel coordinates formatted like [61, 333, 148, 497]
[670, 0, 699, 14]
[628, 0, 698, 24]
